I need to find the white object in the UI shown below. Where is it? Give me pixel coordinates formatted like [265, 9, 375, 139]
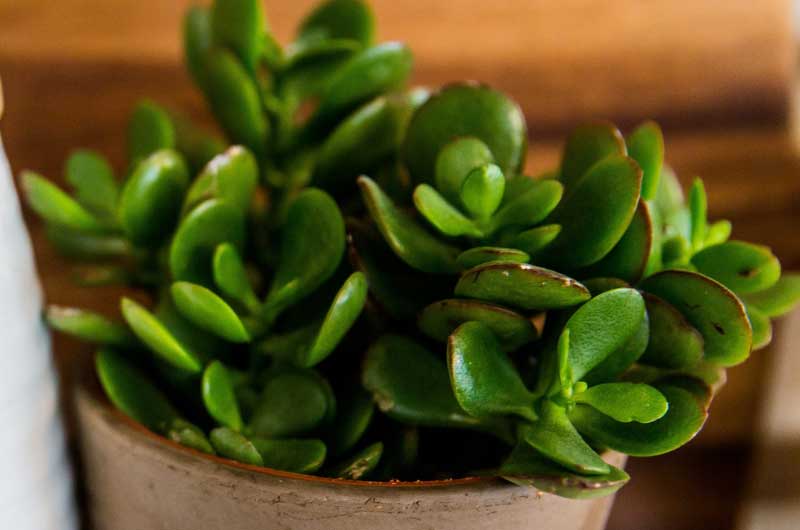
[0, 130, 78, 529]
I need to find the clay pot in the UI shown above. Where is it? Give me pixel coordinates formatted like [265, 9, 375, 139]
[74, 364, 625, 530]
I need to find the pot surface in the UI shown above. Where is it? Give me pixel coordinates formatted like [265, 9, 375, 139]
[75, 366, 623, 530]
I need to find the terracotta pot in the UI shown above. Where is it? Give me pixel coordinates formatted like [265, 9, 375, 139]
[74, 364, 625, 530]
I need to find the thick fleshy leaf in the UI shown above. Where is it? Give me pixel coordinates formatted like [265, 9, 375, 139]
[120, 298, 204, 374]
[460, 163, 505, 219]
[640, 270, 752, 366]
[154, 296, 220, 364]
[419, 299, 538, 352]
[639, 292, 704, 369]
[455, 262, 591, 310]
[308, 42, 413, 132]
[167, 418, 215, 454]
[543, 155, 642, 269]
[626, 121, 663, 200]
[128, 100, 176, 163]
[21, 172, 105, 232]
[403, 83, 527, 185]
[202, 361, 243, 431]
[183, 146, 258, 214]
[448, 322, 537, 421]
[489, 179, 564, 233]
[521, 403, 610, 475]
[456, 247, 529, 269]
[171, 112, 227, 171]
[171, 282, 250, 343]
[691, 241, 781, 295]
[298, 0, 374, 47]
[582, 277, 629, 296]
[119, 150, 190, 246]
[65, 149, 118, 217]
[570, 383, 708, 457]
[358, 176, 460, 273]
[250, 369, 333, 438]
[184, 6, 214, 88]
[688, 179, 707, 251]
[500, 441, 629, 499]
[213, 243, 260, 313]
[511, 224, 562, 255]
[209, 427, 263, 466]
[210, 0, 266, 74]
[46, 306, 134, 347]
[575, 383, 668, 423]
[45, 226, 130, 261]
[434, 137, 495, 203]
[559, 122, 626, 191]
[303, 272, 368, 367]
[563, 288, 646, 382]
[263, 189, 345, 321]
[330, 441, 383, 480]
[96, 349, 179, 433]
[746, 304, 773, 351]
[580, 200, 652, 283]
[705, 219, 732, 247]
[743, 273, 800, 317]
[170, 199, 245, 286]
[653, 165, 685, 219]
[327, 389, 375, 457]
[251, 438, 327, 474]
[413, 184, 481, 237]
[582, 310, 649, 385]
[362, 335, 488, 430]
[202, 48, 269, 156]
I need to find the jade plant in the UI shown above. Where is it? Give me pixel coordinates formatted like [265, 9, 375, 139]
[22, 0, 800, 498]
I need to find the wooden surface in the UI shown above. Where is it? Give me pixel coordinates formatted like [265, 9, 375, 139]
[1, 2, 799, 529]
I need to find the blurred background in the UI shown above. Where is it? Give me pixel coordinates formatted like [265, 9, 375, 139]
[1, 1, 798, 529]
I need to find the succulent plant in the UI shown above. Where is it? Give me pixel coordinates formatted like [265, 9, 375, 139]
[24, 0, 800, 498]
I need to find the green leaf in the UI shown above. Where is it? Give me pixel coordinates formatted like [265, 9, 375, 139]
[653, 165, 685, 219]
[705, 219, 732, 247]
[213, 243, 260, 313]
[202, 48, 269, 156]
[511, 224, 562, 255]
[21, 171, 105, 232]
[209, 427, 263, 466]
[691, 241, 781, 295]
[412, 184, 481, 237]
[562, 288, 646, 382]
[170, 112, 227, 171]
[202, 361, 243, 431]
[582, 310, 649, 385]
[582, 277, 630, 296]
[210, 0, 266, 74]
[456, 247, 529, 269]
[521, 403, 610, 475]
[128, 100, 176, 163]
[358, 176, 460, 274]
[303, 272, 368, 367]
[65, 149, 118, 217]
[250, 369, 333, 438]
[559, 122, 626, 191]
[46, 306, 134, 347]
[626, 121, 664, 200]
[119, 150, 190, 246]
[746, 304, 773, 351]
[95, 349, 178, 432]
[460, 163, 505, 219]
[500, 441, 628, 499]
[169, 198, 246, 286]
[455, 262, 591, 310]
[298, 0, 374, 47]
[45, 226, 130, 261]
[543, 155, 642, 269]
[639, 293, 704, 370]
[183, 6, 214, 88]
[166, 418, 215, 454]
[327, 389, 375, 457]
[575, 383, 668, 423]
[489, 178, 564, 233]
[251, 438, 327, 474]
[580, 200, 653, 283]
[171, 282, 250, 343]
[362, 335, 491, 430]
[434, 137, 495, 203]
[688, 178, 707, 251]
[403, 83, 527, 186]
[743, 273, 800, 317]
[183, 145, 258, 215]
[120, 297, 204, 374]
[448, 322, 537, 421]
[640, 270, 752, 366]
[263, 188, 345, 321]
[570, 383, 708, 457]
[330, 441, 383, 480]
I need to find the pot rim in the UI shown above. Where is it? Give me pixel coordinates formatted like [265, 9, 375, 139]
[75, 358, 500, 489]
